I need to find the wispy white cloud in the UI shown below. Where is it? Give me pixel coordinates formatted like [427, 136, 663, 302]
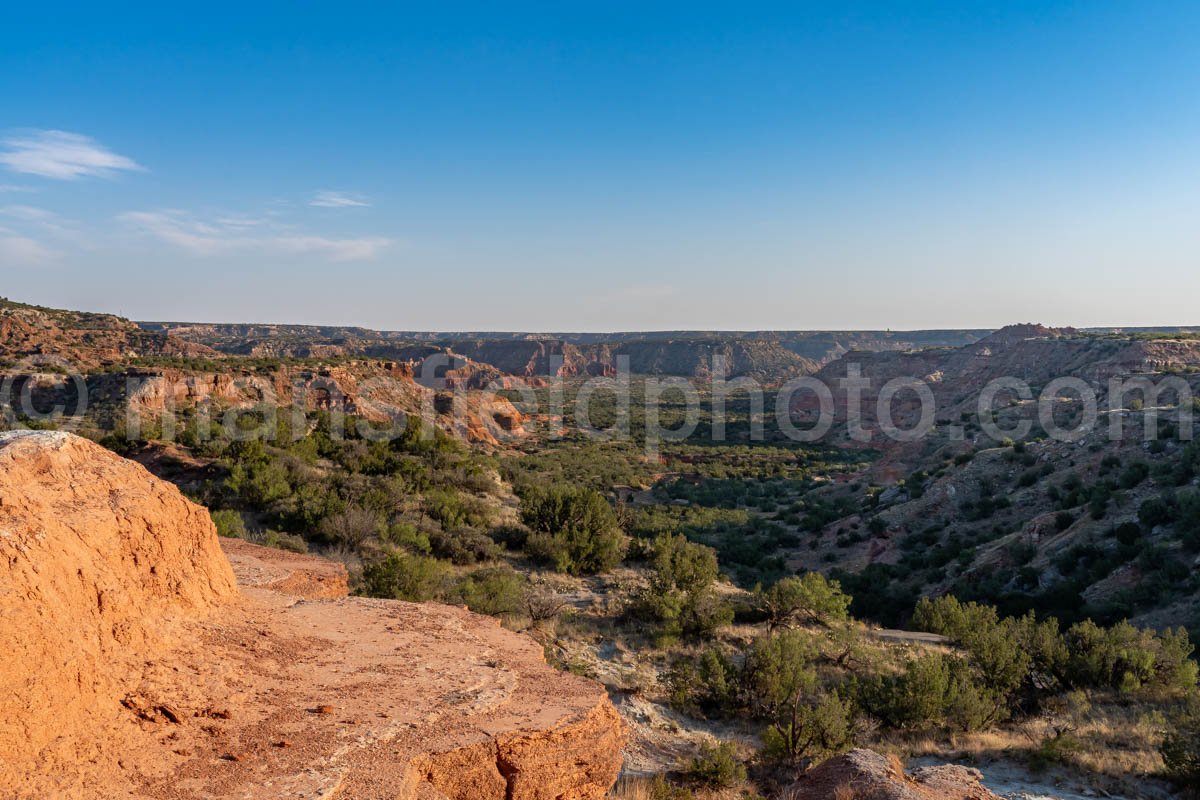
[0, 226, 57, 264]
[0, 184, 31, 193]
[119, 210, 231, 255]
[212, 214, 270, 229]
[0, 205, 55, 222]
[273, 235, 390, 261]
[119, 209, 389, 262]
[0, 130, 144, 180]
[0, 205, 80, 248]
[310, 190, 370, 208]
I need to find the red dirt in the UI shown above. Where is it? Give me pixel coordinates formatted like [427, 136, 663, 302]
[220, 537, 350, 599]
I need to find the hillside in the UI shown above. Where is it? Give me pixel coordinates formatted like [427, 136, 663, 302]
[0, 299, 527, 445]
[784, 325, 1200, 633]
[797, 324, 1200, 443]
[140, 318, 993, 381]
[0, 296, 217, 369]
[447, 336, 821, 381]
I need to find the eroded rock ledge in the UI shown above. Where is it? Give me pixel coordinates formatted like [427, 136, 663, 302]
[0, 432, 625, 799]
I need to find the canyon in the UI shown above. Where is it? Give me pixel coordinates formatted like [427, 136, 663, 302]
[4, 298, 1199, 798]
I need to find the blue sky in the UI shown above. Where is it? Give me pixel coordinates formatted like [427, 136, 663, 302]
[2, 2, 1199, 330]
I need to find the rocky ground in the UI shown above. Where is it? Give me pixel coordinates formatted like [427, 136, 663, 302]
[0, 431, 625, 799]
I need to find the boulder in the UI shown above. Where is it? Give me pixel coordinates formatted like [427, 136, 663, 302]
[782, 749, 1000, 800]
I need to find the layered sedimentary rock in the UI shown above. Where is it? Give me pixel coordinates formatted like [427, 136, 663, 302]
[0, 432, 624, 799]
[0, 301, 216, 368]
[121, 362, 527, 445]
[800, 324, 1200, 438]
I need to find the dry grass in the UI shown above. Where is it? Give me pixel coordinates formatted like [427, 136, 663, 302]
[868, 695, 1170, 796]
[608, 775, 754, 800]
[609, 776, 658, 800]
[886, 726, 1031, 760]
[1040, 702, 1166, 778]
[832, 782, 861, 800]
[776, 779, 865, 800]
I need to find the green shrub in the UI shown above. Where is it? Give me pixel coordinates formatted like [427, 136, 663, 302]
[487, 523, 531, 550]
[383, 522, 432, 554]
[1139, 496, 1175, 529]
[913, 595, 996, 640]
[360, 551, 452, 602]
[666, 648, 739, 718]
[425, 487, 494, 529]
[1178, 490, 1200, 552]
[456, 566, 526, 616]
[317, 506, 385, 548]
[864, 654, 951, 729]
[760, 692, 854, 765]
[685, 741, 746, 789]
[742, 630, 856, 763]
[758, 572, 851, 629]
[263, 529, 308, 553]
[913, 596, 1068, 721]
[742, 629, 817, 717]
[520, 484, 625, 574]
[224, 457, 292, 508]
[1161, 704, 1200, 787]
[862, 653, 995, 732]
[1113, 522, 1141, 546]
[1063, 620, 1198, 696]
[210, 508, 246, 538]
[429, 526, 501, 565]
[1029, 733, 1083, 772]
[641, 534, 733, 639]
[643, 776, 694, 800]
[1118, 461, 1149, 489]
